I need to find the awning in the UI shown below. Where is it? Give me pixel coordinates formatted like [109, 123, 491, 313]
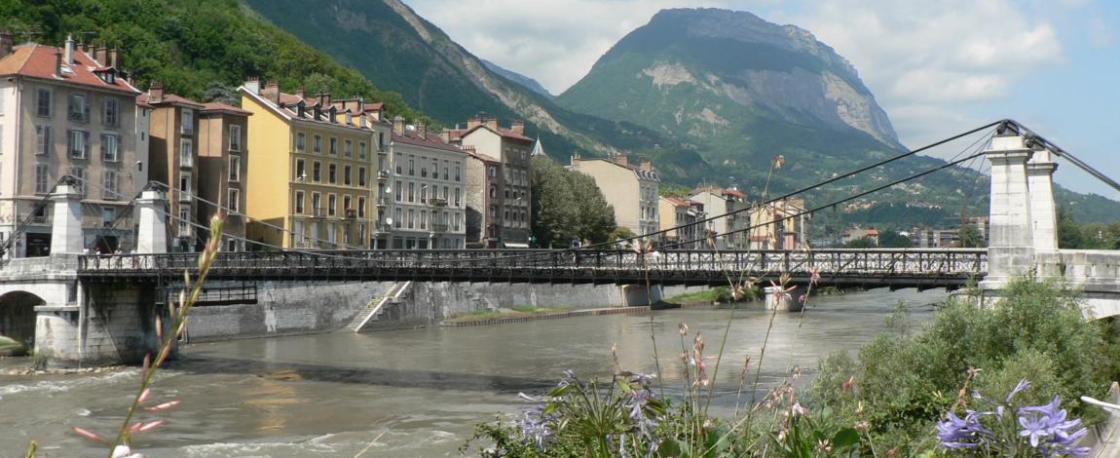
[503, 242, 530, 249]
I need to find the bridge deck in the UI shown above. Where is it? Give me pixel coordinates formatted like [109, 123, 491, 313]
[75, 249, 988, 288]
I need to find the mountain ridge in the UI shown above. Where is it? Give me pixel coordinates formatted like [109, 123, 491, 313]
[482, 59, 553, 99]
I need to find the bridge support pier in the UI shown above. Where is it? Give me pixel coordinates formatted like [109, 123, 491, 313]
[765, 285, 804, 312]
[137, 190, 168, 254]
[980, 133, 1035, 291]
[1027, 146, 1059, 253]
[619, 284, 663, 307]
[50, 185, 83, 255]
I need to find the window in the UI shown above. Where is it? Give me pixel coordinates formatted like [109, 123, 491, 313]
[443, 161, 449, 181]
[295, 159, 306, 181]
[408, 209, 415, 229]
[101, 134, 120, 162]
[68, 93, 89, 122]
[455, 163, 461, 181]
[394, 208, 402, 228]
[358, 196, 367, 218]
[359, 142, 367, 159]
[70, 167, 86, 196]
[328, 163, 337, 184]
[395, 153, 403, 174]
[229, 125, 242, 151]
[297, 132, 306, 152]
[35, 164, 49, 194]
[179, 208, 190, 236]
[378, 132, 385, 152]
[103, 98, 119, 126]
[489, 166, 497, 178]
[358, 167, 367, 187]
[68, 129, 90, 159]
[408, 156, 415, 175]
[181, 109, 193, 134]
[328, 194, 337, 216]
[408, 182, 415, 202]
[102, 170, 118, 200]
[35, 125, 51, 155]
[229, 155, 241, 182]
[344, 165, 352, 186]
[102, 208, 115, 227]
[431, 159, 438, 178]
[443, 186, 449, 201]
[179, 139, 193, 167]
[489, 186, 497, 199]
[358, 223, 365, 246]
[294, 190, 305, 214]
[36, 88, 52, 117]
[228, 188, 240, 213]
[420, 210, 426, 230]
[419, 185, 427, 204]
[293, 220, 304, 246]
[344, 139, 352, 157]
[312, 193, 322, 216]
[454, 188, 461, 207]
[343, 195, 352, 215]
[395, 180, 402, 202]
[421, 161, 427, 178]
[489, 206, 497, 218]
[454, 212, 461, 231]
[313, 135, 322, 153]
[179, 172, 191, 196]
[329, 137, 337, 155]
[312, 161, 322, 182]
[227, 239, 238, 252]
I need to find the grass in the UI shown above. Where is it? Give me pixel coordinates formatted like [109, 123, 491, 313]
[445, 305, 573, 323]
[665, 287, 731, 305]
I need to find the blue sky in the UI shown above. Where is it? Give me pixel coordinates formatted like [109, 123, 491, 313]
[404, 0, 1119, 199]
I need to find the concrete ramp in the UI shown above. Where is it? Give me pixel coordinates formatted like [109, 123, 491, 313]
[345, 281, 411, 333]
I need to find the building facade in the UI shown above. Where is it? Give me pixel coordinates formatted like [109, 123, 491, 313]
[384, 118, 467, 249]
[747, 197, 809, 250]
[658, 196, 705, 249]
[570, 153, 660, 237]
[689, 185, 749, 250]
[0, 35, 143, 257]
[197, 101, 251, 251]
[140, 84, 203, 252]
[448, 116, 533, 248]
[240, 79, 378, 250]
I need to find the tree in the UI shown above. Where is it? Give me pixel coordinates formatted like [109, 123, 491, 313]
[1057, 206, 1086, 249]
[530, 155, 616, 248]
[878, 230, 913, 248]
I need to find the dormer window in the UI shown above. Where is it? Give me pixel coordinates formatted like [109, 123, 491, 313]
[95, 69, 115, 84]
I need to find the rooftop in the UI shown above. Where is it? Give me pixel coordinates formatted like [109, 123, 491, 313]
[0, 43, 140, 94]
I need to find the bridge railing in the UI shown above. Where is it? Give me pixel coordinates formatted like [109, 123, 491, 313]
[75, 248, 987, 280]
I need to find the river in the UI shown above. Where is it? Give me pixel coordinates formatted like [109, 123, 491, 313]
[0, 288, 947, 457]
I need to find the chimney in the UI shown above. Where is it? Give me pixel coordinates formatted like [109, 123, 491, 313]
[467, 114, 483, 130]
[262, 80, 280, 104]
[484, 116, 498, 131]
[439, 129, 451, 143]
[0, 29, 13, 59]
[64, 34, 74, 64]
[149, 81, 164, 103]
[613, 152, 629, 166]
[416, 120, 427, 138]
[639, 157, 652, 170]
[244, 77, 260, 95]
[295, 87, 306, 100]
[359, 114, 367, 128]
[511, 119, 525, 135]
[109, 46, 120, 68]
[54, 49, 63, 76]
[392, 116, 405, 135]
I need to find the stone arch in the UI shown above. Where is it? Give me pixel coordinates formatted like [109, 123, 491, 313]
[0, 291, 45, 355]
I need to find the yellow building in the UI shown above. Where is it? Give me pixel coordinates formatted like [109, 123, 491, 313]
[748, 197, 809, 250]
[569, 153, 660, 236]
[240, 79, 379, 249]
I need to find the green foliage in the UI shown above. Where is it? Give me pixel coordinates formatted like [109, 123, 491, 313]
[769, 408, 861, 458]
[666, 288, 731, 305]
[1058, 205, 1120, 249]
[0, 0, 426, 120]
[530, 155, 616, 247]
[608, 227, 637, 244]
[839, 237, 877, 249]
[660, 184, 694, 198]
[878, 231, 913, 248]
[813, 278, 1119, 450]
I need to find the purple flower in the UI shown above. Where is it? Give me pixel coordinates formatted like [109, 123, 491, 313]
[1016, 396, 1091, 457]
[1006, 379, 1031, 404]
[1019, 414, 1049, 447]
[937, 410, 991, 448]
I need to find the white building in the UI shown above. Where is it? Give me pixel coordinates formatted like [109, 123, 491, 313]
[386, 117, 467, 249]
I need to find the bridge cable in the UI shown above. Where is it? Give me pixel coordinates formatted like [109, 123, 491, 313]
[0, 176, 76, 261]
[1002, 120, 1120, 193]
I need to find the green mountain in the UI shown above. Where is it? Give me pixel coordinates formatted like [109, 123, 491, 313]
[482, 59, 553, 99]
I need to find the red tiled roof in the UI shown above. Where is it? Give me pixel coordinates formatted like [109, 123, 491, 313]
[392, 129, 465, 154]
[0, 43, 139, 94]
[201, 101, 252, 116]
[137, 92, 205, 109]
[459, 124, 533, 143]
[662, 196, 691, 208]
[724, 188, 747, 198]
[245, 88, 371, 131]
[362, 102, 384, 112]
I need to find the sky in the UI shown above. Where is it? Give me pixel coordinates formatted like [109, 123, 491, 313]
[403, 0, 1120, 199]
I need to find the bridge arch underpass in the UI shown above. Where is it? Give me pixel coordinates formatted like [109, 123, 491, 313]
[0, 291, 45, 355]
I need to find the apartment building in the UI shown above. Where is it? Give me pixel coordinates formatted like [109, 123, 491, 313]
[140, 83, 203, 251]
[689, 185, 750, 249]
[447, 115, 533, 248]
[0, 34, 143, 257]
[658, 197, 705, 249]
[383, 118, 467, 249]
[570, 153, 661, 237]
[240, 79, 378, 250]
[197, 101, 251, 251]
[748, 197, 809, 250]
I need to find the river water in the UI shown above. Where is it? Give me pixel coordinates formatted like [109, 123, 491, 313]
[0, 289, 946, 457]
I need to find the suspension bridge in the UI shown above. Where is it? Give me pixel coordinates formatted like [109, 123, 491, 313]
[1, 119, 1119, 367]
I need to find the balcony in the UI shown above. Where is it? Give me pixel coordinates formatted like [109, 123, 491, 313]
[345, 208, 357, 219]
[179, 156, 193, 168]
[377, 170, 390, 180]
[428, 198, 448, 208]
[376, 198, 389, 207]
[178, 191, 193, 202]
[311, 206, 326, 217]
[430, 224, 448, 234]
[30, 214, 50, 224]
